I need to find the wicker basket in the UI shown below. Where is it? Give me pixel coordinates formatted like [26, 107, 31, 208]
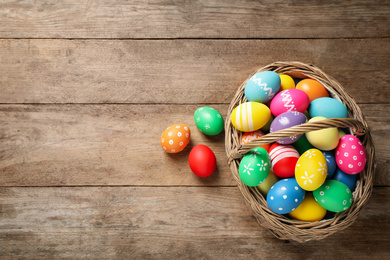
[225, 61, 375, 243]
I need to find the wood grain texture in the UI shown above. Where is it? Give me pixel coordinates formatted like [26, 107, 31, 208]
[0, 0, 389, 39]
[1, 38, 389, 104]
[0, 104, 388, 187]
[0, 186, 388, 258]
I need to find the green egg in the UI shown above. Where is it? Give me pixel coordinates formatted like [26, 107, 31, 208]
[292, 134, 313, 155]
[338, 128, 347, 138]
[313, 180, 353, 212]
[260, 114, 274, 133]
[194, 107, 224, 136]
[239, 148, 270, 187]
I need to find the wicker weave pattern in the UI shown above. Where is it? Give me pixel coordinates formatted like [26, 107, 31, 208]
[225, 62, 375, 242]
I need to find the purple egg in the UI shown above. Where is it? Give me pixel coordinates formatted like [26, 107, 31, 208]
[270, 111, 307, 144]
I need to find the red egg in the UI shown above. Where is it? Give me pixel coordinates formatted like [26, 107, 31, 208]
[269, 143, 299, 178]
[188, 144, 216, 177]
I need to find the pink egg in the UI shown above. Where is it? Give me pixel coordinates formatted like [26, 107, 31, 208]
[270, 89, 310, 117]
[335, 135, 366, 174]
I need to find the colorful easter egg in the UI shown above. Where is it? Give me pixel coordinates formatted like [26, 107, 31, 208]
[335, 135, 366, 174]
[270, 111, 307, 144]
[244, 71, 281, 103]
[338, 128, 347, 138]
[239, 148, 270, 186]
[305, 117, 339, 151]
[267, 178, 305, 214]
[256, 169, 279, 196]
[292, 134, 313, 155]
[333, 168, 358, 191]
[231, 102, 271, 132]
[313, 180, 353, 212]
[309, 97, 348, 119]
[322, 151, 337, 179]
[188, 144, 216, 177]
[279, 74, 295, 92]
[295, 149, 328, 191]
[289, 193, 327, 222]
[194, 107, 224, 136]
[160, 124, 191, 153]
[241, 130, 270, 152]
[296, 79, 329, 102]
[270, 89, 310, 117]
[269, 143, 300, 178]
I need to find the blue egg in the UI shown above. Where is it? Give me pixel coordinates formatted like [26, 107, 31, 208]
[322, 151, 337, 179]
[308, 97, 348, 119]
[266, 178, 305, 214]
[333, 168, 358, 191]
[244, 71, 281, 103]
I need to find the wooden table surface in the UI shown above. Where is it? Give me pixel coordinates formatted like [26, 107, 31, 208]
[1, 1, 389, 259]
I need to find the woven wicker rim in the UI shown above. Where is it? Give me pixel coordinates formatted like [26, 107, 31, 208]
[225, 61, 375, 243]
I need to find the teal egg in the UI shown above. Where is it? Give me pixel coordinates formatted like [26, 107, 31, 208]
[239, 148, 270, 187]
[244, 71, 281, 103]
[308, 97, 348, 119]
[194, 107, 224, 136]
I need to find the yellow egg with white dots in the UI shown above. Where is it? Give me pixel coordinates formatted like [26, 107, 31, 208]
[295, 149, 327, 191]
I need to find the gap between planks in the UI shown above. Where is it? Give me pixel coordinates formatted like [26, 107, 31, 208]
[1, 37, 390, 40]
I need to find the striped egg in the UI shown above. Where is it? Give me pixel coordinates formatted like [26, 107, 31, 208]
[231, 102, 271, 132]
[269, 143, 300, 178]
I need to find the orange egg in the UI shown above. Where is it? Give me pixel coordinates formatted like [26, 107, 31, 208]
[241, 130, 270, 152]
[296, 79, 329, 102]
[160, 124, 190, 153]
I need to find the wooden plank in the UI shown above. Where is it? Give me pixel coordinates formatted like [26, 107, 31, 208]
[0, 186, 388, 258]
[1, 39, 389, 104]
[0, 104, 388, 187]
[0, 0, 389, 39]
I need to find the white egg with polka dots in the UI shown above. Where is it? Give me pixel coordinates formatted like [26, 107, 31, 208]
[266, 178, 305, 214]
[335, 135, 366, 175]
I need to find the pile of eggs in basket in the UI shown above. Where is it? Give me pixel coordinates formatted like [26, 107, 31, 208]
[233, 71, 366, 222]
